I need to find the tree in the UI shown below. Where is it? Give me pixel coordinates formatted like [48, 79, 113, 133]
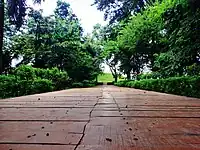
[0, 0, 43, 74]
[91, 23, 124, 82]
[154, 0, 200, 77]
[0, 0, 4, 74]
[10, 1, 103, 82]
[104, 40, 120, 82]
[93, 0, 156, 23]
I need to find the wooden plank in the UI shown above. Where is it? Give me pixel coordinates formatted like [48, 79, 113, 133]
[0, 132, 81, 145]
[0, 144, 75, 150]
[76, 145, 200, 150]
[81, 117, 200, 147]
[91, 110, 200, 118]
[0, 85, 200, 150]
[0, 121, 86, 133]
[0, 108, 91, 121]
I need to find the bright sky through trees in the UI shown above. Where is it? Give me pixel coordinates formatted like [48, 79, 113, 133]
[27, 0, 108, 34]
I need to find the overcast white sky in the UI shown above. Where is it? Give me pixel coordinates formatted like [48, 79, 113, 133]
[28, 0, 107, 34]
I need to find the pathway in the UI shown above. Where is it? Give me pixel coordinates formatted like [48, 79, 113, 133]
[0, 85, 200, 150]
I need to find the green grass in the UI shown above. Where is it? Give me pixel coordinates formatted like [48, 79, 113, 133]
[98, 73, 125, 82]
[98, 73, 114, 82]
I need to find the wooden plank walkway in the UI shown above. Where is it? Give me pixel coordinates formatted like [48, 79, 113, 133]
[0, 85, 200, 150]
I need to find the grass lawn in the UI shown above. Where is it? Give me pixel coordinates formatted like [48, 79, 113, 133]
[98, 73, 125, 82]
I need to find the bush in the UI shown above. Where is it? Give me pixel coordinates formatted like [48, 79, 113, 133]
[0, 65, 69, 98]
[72, 80, 96, 88]
[12, 65, 69, 90]
[97, 82, 103, 85]
[31, 79, 54, 94]
[0, 77, 53, 98]
[0, 76, 18, 98]
[137, 72, 162, 80]
[114, 76, 200, 98]
[0, 65, 96, 98]
[72, 82, 84, 88]
[34, 67, 69, 90]
[0, 75, 16, 83]
[14, 65, 36, 80]
[185, 63, 200, 76]
[107, 81, 114, 85]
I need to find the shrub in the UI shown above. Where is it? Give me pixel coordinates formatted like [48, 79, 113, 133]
[0, 77, 53, 98]
[82, 80, 96, 87]
[31, 79, 54, 94]
[0, 65, 95, 98]
[72, 82, 84, 88]
[107, 81, 114, 85]
[14, 65, 36, 80]
[185, 63, 200, 76]
[72, 80, 96, 88]
[34, 67, 69, 90]
[0, 75, 16, 83]
[114, 76, 200, 98]
[97, 82, 103, 85]
[12, 65, 69, 90]
[0, 65, 68, 98]
[0, 76, 18, 98]
[137, 72, 162, 80]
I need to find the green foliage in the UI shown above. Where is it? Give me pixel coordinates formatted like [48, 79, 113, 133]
[71, 82, 84, 88]
[0, 74, 16, 83]
[137, 72, 162, 80]
[14, 65, 36, 80]
[5, 1, 102, 83]
[153, 1, 200, 76]
[0, 65, 70, 98]
[95, 0, 200, 81]
[11, 65, 69, 90]
[34, 67, 69, 90]
[2, 0, 200, 100]
[115, 76, 200, 98]
[93, 0, 154, 23]
[0, 78, 53, 99]
[72, 80, 96, 88]
[185, 63, 200, 76]
[107, 81, 114, 85]
[31, 79, 54, 94]
[0, 65, 99, 98]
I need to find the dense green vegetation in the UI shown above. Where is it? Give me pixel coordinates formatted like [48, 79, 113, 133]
[0, 0, 200, 98]
[0, 65, 67, 98]
[0, 65, 97, 98]
[0, 0, 103, 98]
[93, 0, 200, 97]
[115, 76, 200, 98]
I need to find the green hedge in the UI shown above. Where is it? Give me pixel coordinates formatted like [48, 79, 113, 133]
[0, 65, 68, 98]
[72, 80, 96, 88]
[0, 66, 98, 98]
[136, 72, 162, 80]
[107, 81, 114, 85]
[0, 78, 53, 98]
[115, 76, 200, 98]
[14, 65, 69, 90]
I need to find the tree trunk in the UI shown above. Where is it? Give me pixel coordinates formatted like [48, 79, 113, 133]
[114, 76, 118, 83]
[126, 71, 131, 80]
[0, 0, 4, 74]
[95, 75, 98, 83]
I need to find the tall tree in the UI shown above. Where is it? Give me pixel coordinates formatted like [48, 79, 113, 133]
[93, 0, 155, 23]
[0, 0, 4, 74]
[0, 0, 43, 74]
